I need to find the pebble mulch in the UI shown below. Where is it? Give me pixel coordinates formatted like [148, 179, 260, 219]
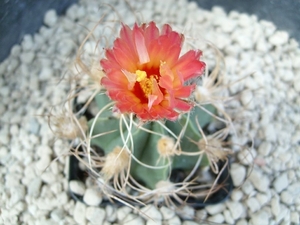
[0, 0, 299, 224]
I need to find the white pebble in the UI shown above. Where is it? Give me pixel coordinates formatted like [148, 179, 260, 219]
[9, 186, 26, 207]
[231, 189, 244, 201]
[106, 205, 117, 223]
[69, 180, 86, 196]
[280, 69, 294, 82]
[238, 13, 252, 27]
[256, 193, 270, 206]
[167, 216, 181, 225]
[207, 214, 224, 224]
[10, 124, 19, 136]
[41, 171, 56, 184]
[236, 219, 248, 225]
[249, 169, 270, 192]
[273, 173, 289, 193]
[50, 208, 65, 222]
[260, 20, 276, 37]
[160, 206, 175, 220]
[27, 177, 42, 197]
[39, 67, 53, 81]
[221, 18, 237, 33]
[6, 58, 19, 73]
[50, 161, 60, 175]
[147, 219, 162, 225]
[195, 209, 207, 221]
[27, 118, 40, 135]
[234, 34, 253, 50]
[20, 52, 35, 64]
[10, 44, 22, 56]
[280, 191, 294, 205]
[256, 37, 270, 52]
[249, 210, 270, 225]
[223, 209, 234, 224]
[66, 4, 80, 20]
[230, 163, 246, 186]
[275, 204, 289, 223]
[182, 221, 198, 225]
[83, 188, 102, 206]
[21, 35, 34, 51]
[271, 196, 281, 216]
[206, 203, 226, 215]
[288, 170, 296, 182]
[258, 141, 272, 156]
[226, 201, 245, 220]
[35, 155, 51, 171]
[291, 211, 300, 224]
[140, 205, 162, 221]
[123, 214, 145, 225]
[269, 31, 289, 46]
[176, 205, 195, 220]
[262, 124, 277, 142]
[74, 201, 86, 224]
[56, 192, 69, 206]
[86, 207, 105, 225]
[287, 182, 300, 196]
[50, 182, 62, 195]
[117, 206, 132, 221]
[293, 76, 300, 92]
[0, 146, 8, 159]
[292, 54, 300, 69]
[44, 9, 58, 27]
[0, 132, 10, 146]
[57, 38, 75, 56]
[246, 197, 261, 213]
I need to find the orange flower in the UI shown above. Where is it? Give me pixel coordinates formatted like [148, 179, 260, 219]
[100, 22, 205, 121]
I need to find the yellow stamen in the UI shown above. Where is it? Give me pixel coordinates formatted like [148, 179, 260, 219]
[135, 70, 147, 82]
[135, 70, 160, 98]
[140, 77, 153, 96]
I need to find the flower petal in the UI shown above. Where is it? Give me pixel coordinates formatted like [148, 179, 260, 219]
[173, 84, 195, 98]
[173, 50, 205, 81]
[161, 24, 172, 35]
[148, 95, 158, 110]
[174, 99, 192, 111]
[159, 62, 174, 90]
[122, 70, 136, 89]
[151, 78, 164, 104]
[144, 21, 159, 48]
[119, 24, 136, 53]
[133, 24, 150, 64]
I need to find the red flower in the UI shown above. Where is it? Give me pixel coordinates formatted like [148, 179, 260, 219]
[100, 22, 205, 121]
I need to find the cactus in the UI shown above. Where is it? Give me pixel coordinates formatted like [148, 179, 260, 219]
[51, 21, 233, 206]
[88, 93, 215, 190]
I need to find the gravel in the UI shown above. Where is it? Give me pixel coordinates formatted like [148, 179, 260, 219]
[0, 0, 299, 224]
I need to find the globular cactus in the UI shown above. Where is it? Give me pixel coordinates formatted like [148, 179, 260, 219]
[53, 21, 233, 207]
[88, 93, 215, 190]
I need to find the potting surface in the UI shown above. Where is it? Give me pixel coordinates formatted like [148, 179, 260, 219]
[0, 0, 299, 224]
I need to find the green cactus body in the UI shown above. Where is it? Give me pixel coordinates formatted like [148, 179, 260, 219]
[87, 93, 216, 190]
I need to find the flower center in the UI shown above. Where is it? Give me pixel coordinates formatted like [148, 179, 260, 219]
[135, 70, 157, 97]
[132, 67, 163, 108]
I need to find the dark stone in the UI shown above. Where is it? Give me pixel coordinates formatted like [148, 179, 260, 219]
[0, 0, 77, 62]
